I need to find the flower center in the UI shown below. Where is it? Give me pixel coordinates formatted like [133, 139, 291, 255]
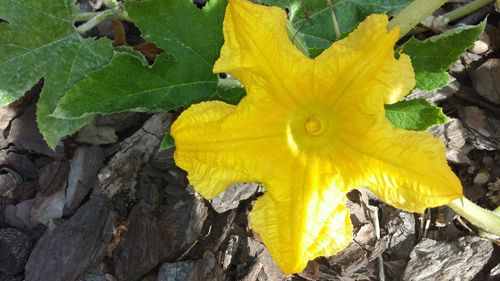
[304, 117, 322, 136]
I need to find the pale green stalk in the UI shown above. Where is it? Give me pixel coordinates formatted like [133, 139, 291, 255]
[388, 0, 447, 37]
[76, 6, 131, 34]
[286, 21, 310, 56]
[325, 0, 341, 39]
[76, 9, 114, 34]
[442, 0, 493, 22]
[103, 0, 119, 10]
[75, 12, 99, 22]
[448, 197, 500, 237]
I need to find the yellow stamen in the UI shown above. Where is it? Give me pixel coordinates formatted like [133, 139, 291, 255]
[305, 117, 322, 135]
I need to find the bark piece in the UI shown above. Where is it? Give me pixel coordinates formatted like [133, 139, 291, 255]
[64, 145, 105, 215]
[78, 267, 108, 281]
[136, 170, 161, 209]
[94, 112, 142, 133]
[7, 106, 54, 156]
[0, 150, 37, 181]
[25, 195, 115, 281]
[75, 124, 118, 145]
[31, 189, 66, 226]
[402, 236, 493, 281]
[0, 273, 23, 281]
[13, 181, 36, 203]
[210, 183, 260, 213]
[96, 113, 171, 198]
[406, 81, 459, 104]
[484, 24, 500, 51]
[113, 202, 162, 281]
[459, 106, 500, 150]
[473, 59, 500, 104]
[431, 119, 472, 164]
[0, 101, 23, 131]
[0, 228, 32, 275]
[222, 235, 240, 270]
[327, 241, 370, 276]
[0, 168, 22, 200]
[185, 251, 225, 281]
[4, 199, 35, 232]
[156, 261, 196, 281]
[238, 238, 285, 281]
[158, 187, 208, 261]
[38, 160, 69, 195]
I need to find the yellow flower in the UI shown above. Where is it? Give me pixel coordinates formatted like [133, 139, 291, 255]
[171, 0, 462, 274]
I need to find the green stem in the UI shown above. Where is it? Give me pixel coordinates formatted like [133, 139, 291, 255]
[448, 197, 500, 236]
[388, 0, 447, 38]
[76, 8, 131, 34]
[103, 0, 120, 10]
[286, 21, 310, 57]
[325, 0, 341, 39]
[442, 0, 493, 22]
[75, 12, 99, 22]
[76, 9, 114, 34]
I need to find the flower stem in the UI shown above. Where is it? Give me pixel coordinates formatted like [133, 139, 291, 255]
[388, 0, 447, 37]
[442, 0, 493, 22]
[448, 197, 500, 236]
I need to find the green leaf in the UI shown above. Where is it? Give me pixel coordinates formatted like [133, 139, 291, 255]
[385, 99, 448, 131]
[212, 77, 246, 105]
[159, 133, 175, 151]
[402, 20, 486, 91]
[0, 0, 113, 148]
[259, 0, 412, 54]
[53, 0, 228, 118]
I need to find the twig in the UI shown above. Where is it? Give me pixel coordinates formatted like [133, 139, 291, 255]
[373, 206, 385, 281]
[422, 209, 431, 238]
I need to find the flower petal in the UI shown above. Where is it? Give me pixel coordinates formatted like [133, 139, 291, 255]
[171, 100, 289, 199]
[314, 14, 414, 105]
[214, 0, 313, 108]
[249, 156, 352, 274]
[338, 122, 462, 212]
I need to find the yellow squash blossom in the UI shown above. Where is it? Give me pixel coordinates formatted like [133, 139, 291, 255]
[171, 0, 462, 274]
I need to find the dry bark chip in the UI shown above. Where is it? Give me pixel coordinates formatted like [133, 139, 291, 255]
[112, 201, 162, 281]
[473, 58, 500, 104]
[96, 113, 171, 198]
[402, 236, 493, 281]
[210, 183, 260, 213]
[25, 195, 115, 281]
[38, 160, 69, 195]
[158, 188, 208, 261]
[6, 106, 55, 156]
[157, 260, 196, 281]
[0, 227, 32, 276]
[65, 145, 105, 215]
[459, 106, 500, 150]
